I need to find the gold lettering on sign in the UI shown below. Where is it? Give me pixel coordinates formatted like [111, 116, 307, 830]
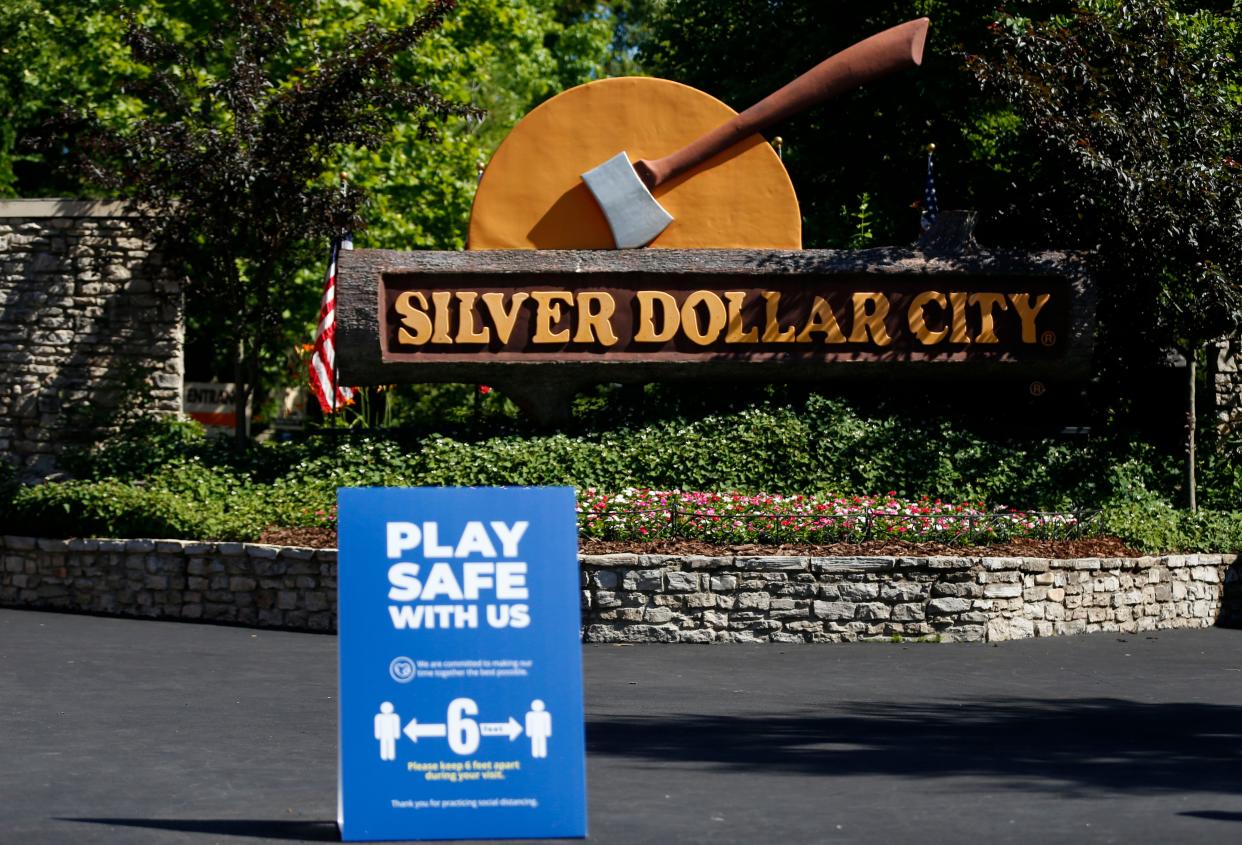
[388, 284, 1059, 353]
[969, 293, 1008, 344]
[908, 291, 947, 345]
[530, 291, 573, 343]
[395, 291, 433, 346]
[795, 296, 847, 343]
[849, 292, 892, 346]
[430, 291, 453, 344]
[948, 291, 970, 344]
[574, 292, 619, 346]
[635, 291, 679, 342]
[1008, 293, 1051, 343]
[480, 292, 529, 345]
[761, 292, 796, 342]
[681, 291, 727, 346]
[453, 292, 490, 344]
[724, 292, 759, 343]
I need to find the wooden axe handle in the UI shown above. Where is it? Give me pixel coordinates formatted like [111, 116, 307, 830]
[633, 17, 930, 190]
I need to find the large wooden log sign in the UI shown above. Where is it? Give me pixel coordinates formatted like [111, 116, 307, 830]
[335, 19, 1095, 421]
[335, 247, 1095, 420]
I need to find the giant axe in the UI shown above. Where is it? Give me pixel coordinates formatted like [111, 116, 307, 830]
[581, 18, 930, 249]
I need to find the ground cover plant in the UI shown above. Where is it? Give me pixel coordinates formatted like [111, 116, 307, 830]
[2, 395, 1239, 554]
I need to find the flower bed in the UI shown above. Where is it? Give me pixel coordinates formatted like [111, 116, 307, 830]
[577, 489, 1086, 546]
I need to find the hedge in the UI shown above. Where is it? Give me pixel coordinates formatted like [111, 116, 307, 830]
[2, 396, 1239, 553]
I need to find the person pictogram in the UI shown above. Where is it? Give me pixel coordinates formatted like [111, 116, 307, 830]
[524, 699, 552, 759]
[374, 701, 402, 761]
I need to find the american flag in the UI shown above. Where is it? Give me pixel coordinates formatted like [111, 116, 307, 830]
[308, 235, 355, 414]
[920, 143, 939, 232]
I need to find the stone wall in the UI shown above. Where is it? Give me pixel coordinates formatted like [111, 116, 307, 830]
[1213, 338, 1241, 435]
[580, 553, 1239, 642]
[1, 536, 1238, 640]
[0, 200, 183, 478]
[0, 536, 338, 631]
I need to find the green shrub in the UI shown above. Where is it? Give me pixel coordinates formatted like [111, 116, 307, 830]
[59, 416, 209, 480]
[11, 394, 1239, 551]
[1099, 498, 1242, 554]
[3, 480, 201, 539]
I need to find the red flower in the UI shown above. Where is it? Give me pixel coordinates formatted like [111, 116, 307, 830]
[478, 385, 492, 394]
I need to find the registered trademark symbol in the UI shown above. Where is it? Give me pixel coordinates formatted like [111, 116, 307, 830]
[1040, 330, 1057, 347]
[1029, 381, 1046, 397]
[389, 656, 416, 683]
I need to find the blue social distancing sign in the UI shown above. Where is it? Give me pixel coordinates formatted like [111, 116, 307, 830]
[337, 487, 587, 841]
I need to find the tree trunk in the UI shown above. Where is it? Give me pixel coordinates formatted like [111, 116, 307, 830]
[1186, 348, 1197, 512]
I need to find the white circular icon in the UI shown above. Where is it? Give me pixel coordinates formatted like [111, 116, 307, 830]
[389, 656, 416, 683]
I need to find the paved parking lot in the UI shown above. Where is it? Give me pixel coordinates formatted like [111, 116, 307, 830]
[1, 608, 1240, 844]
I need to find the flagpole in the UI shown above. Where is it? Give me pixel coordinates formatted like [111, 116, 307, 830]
[330, 236, 340, 420]
[308, 172, 354, 427]
[332, 172, 348, 421]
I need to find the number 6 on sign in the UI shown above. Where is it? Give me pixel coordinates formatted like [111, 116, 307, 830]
[447, 697, 480, 755]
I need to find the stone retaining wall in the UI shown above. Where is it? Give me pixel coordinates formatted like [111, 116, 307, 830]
[1214, 338, 1241, 436]
[0, 200, 183, 479]
[581, 553, 1239, 642]
[0, 537, 338, 631]
[2, 536, 1238, 641]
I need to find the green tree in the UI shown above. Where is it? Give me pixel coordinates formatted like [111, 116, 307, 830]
[4, 1, 621, 242]
[0, 1, 151, 195]
[968, 1, 1242, 509]
[4, 1, 622, 432]
[337, 0, 621, 251]
[554, 0, 662, 76]
[638, 0, 1073, 248]
[67, 0, 477, 443]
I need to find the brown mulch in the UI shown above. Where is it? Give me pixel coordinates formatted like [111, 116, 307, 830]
[258, 526, 338, 549]
[256, 525, 1138, 558]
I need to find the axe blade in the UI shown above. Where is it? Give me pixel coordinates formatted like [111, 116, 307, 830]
[581, 152, 674, 249]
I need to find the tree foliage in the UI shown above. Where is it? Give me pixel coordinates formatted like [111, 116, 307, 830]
[968, 1, 1242, 352]
[639, 1, 1240, 280]
[639, 0, 1069, 247]
[2, 1, 646, 434]
[4, 1, 629, 246]
[337, 0, 625, 251]
[970, 1, 1241, 509]
[0, 0, 148, 195]
[63, 0, 477, 440]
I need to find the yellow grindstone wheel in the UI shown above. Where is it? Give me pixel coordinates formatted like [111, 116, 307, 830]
[468, 77, 801, 250]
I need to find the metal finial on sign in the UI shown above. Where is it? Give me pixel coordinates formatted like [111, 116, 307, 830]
[920, 144, 939, 233]
[773, 136, 784, 160]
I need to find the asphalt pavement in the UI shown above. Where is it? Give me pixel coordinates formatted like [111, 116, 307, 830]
[1, 608, 1240, 844]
